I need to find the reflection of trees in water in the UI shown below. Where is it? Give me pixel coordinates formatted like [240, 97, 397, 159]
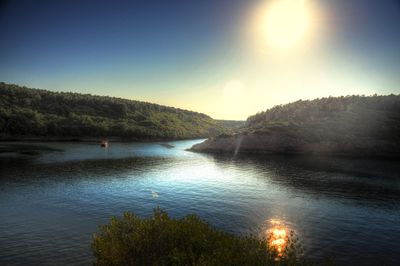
[208, 153, 400, 209]
[0, 156, 176, 182]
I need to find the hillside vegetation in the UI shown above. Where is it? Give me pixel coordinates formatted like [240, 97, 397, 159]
[0, 82, 226, 140]
[216, 119, 245, 130]
[191, 95, 400, 158]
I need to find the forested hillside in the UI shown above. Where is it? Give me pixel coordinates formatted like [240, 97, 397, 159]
[215, 119, 245, 130]
[247, 95, 400, 126]
[0, 82, 225, 140]
[191, 95, 400, 157]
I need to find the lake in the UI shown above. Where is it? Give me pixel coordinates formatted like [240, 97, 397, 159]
[0, 139, 399, 265]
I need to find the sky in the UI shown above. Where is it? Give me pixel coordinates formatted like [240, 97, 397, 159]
[0, 0, 399, 120]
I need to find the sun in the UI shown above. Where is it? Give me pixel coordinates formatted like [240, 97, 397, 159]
[262, 0, 310, 49]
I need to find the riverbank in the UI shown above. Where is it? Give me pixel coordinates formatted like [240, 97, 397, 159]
[0, 135, 202, 143]
[189, 132, 400, 159]
[190, 95, 400, 159]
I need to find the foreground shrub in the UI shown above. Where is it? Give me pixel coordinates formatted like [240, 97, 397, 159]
[92, 208, 310, 266]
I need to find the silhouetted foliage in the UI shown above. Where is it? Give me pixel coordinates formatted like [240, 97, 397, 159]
[0, 82, 226, 139]
[92, 208, 310, 266]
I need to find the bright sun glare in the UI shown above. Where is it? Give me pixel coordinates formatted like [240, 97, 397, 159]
[262, 0, 310, 49]
[267, 219, 289, 257]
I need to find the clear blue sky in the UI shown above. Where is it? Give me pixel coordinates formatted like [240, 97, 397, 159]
[1, 0, 399, 119]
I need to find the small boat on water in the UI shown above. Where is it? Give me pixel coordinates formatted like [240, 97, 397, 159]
[100, 140, 108, 148]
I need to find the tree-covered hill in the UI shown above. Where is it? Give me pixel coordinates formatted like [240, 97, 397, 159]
[0, 82, 226, 140]
[191, 95, 400, 158]
[215, 119, 245, 130]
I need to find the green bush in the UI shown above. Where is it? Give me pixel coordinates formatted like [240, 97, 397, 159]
[92, 208, 310, 266]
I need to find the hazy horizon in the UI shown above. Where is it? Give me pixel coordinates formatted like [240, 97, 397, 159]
[1, 0, 399, 119]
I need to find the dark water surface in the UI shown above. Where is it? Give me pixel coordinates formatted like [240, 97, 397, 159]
[0, 140, 399, 265]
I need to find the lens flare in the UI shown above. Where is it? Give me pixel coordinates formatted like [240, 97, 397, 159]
[261, 0, 311, 49]
[266, 0, 309, 48]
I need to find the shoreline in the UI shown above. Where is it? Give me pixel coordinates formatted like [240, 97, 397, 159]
[0, 136, 207, 143]
[189, 136, 400, 160]
[188, 147, 400, 161]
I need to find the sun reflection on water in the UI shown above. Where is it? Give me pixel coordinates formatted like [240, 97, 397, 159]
[266, 219, 289, 257]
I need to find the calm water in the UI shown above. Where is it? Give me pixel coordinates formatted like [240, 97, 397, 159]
[0, 140, 399, 265]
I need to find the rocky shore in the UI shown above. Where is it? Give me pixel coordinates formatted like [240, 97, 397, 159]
[190, 129, 400, 158]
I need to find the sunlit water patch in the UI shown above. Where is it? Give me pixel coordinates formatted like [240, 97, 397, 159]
[267, 219, 289, 256]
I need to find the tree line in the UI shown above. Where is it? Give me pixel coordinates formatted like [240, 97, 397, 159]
[0, 82, 226, 140]
[245, 94, 400, 142]
[247, 94, 400, 126]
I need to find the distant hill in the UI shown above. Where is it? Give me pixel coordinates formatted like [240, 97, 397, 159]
[191, 95, 400, 158]
[215, 120, 245, 130]
[0, 82, 226, 140]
